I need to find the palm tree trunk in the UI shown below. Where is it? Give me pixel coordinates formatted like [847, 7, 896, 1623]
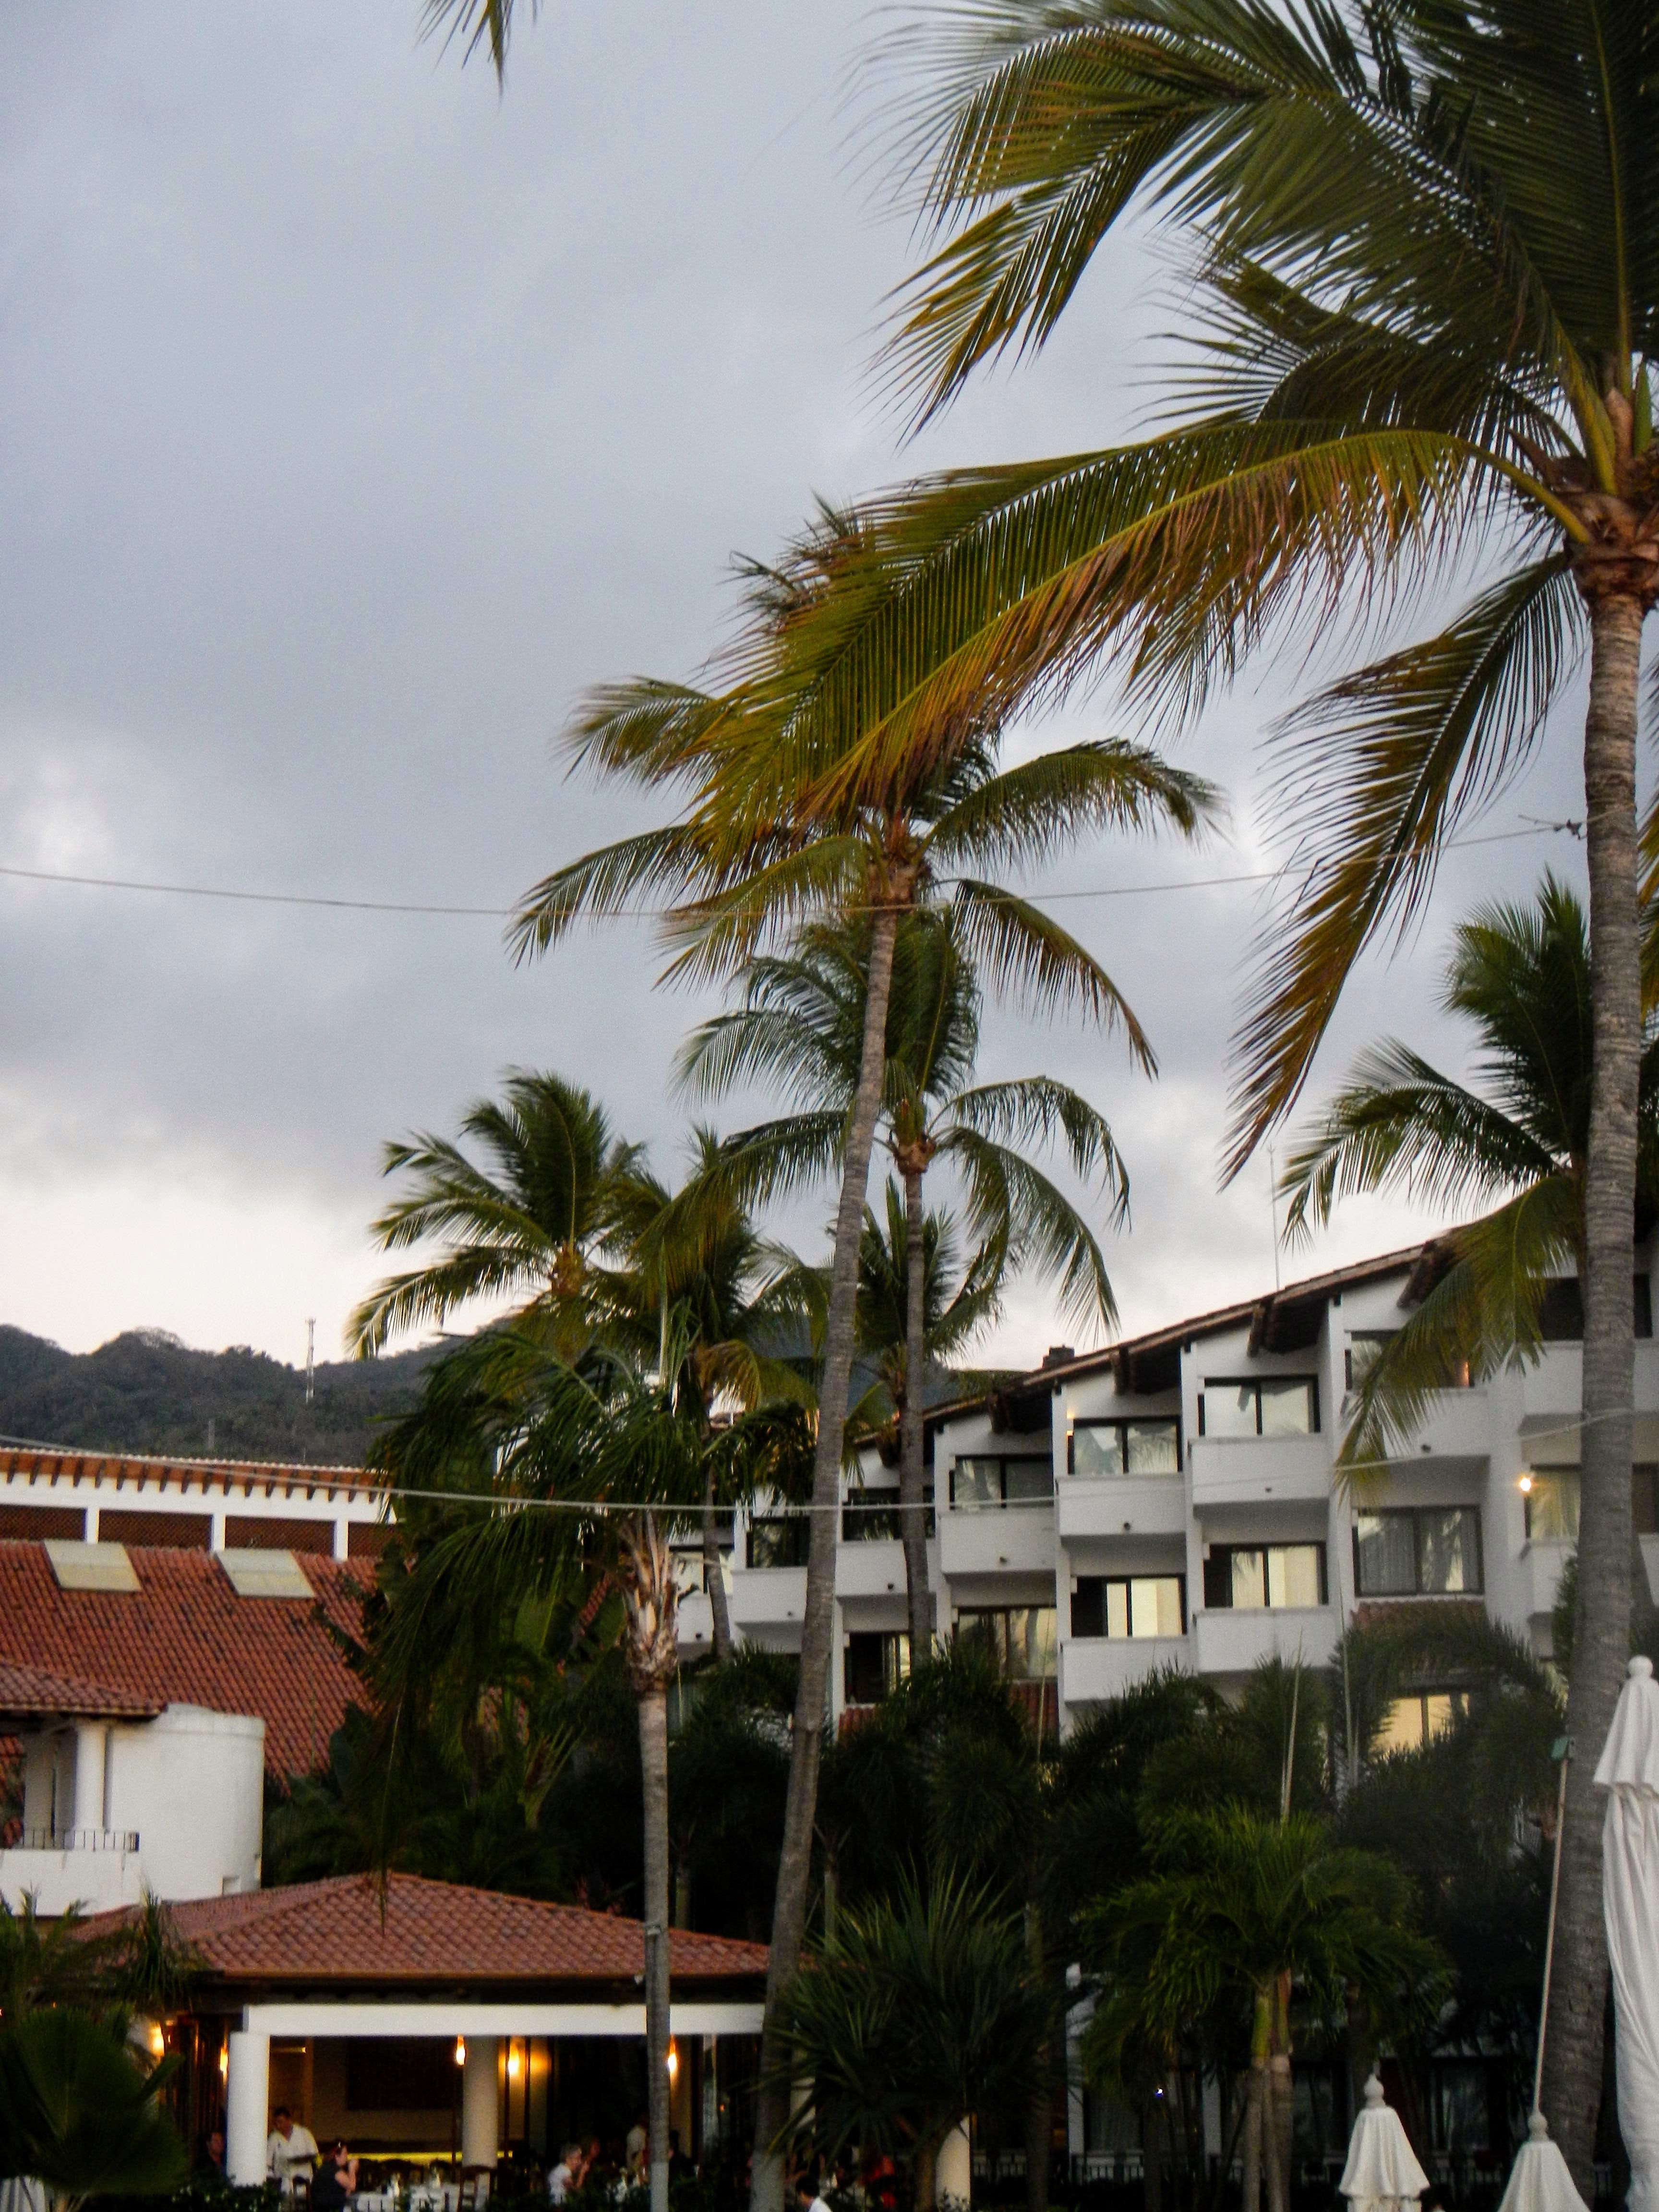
[1543, 591, 1645, 2189]
[702, 1468, 733, 1661]
[750, 899, 904, 2212]
[637, 1680, 672, 2212]
[1023, 1900, 1049, 2212]
[902, 1163, 934, 1662]
[1241, 2061, 1264, 2212]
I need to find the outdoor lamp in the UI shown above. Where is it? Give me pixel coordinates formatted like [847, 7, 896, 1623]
[149, 2023, 165, 2058]
[1519, 1473, 1534, 1494]
[219, 2046, 228, 2080]
[666, 2040, 679, 2082]
[507, 2047, 522, 2080]
[454, 2037, 466, 2068]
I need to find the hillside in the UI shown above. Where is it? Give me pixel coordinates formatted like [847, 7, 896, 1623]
[0, 1326, 442, 1467]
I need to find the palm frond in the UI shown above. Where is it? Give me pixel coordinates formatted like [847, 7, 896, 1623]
[951, 878, 1154, 1058]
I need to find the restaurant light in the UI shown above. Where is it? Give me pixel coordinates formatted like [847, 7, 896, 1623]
[219, 2045, 229, 2080]
[454, 2037, 466, 2068]
[666, 2040, 679, 2083]
[148, 2023, 165, 2059]
[507, 2047, 522, 2080]
[1519, 1473, 1534, 1494]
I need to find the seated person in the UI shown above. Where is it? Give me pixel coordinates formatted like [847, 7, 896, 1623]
[312, 2140, 358, 2211]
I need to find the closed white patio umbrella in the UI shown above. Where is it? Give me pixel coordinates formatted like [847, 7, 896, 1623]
[1598, 1653, 1659, 2212]
[1340, 2074, 1429, 2212]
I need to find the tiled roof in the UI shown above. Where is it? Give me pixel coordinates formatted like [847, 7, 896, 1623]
[0, 1659, 162, 1719]
[0, 1445, 378, 1497]
[82, 1873, 768, 1986]
[0, 1541, 372, 1778]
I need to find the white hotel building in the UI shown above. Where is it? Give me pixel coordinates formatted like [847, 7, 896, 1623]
[0, 1234, 1649, 1742]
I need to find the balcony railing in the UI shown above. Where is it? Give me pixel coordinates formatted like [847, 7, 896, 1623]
[9, 1827, 139, 1852]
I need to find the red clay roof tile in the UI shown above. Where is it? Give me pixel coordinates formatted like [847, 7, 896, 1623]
[0, 1659, 162, 1719]
[0, 1540, 371, 1778]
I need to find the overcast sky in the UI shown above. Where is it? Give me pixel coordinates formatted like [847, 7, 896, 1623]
[0, 2, 1599, 1377]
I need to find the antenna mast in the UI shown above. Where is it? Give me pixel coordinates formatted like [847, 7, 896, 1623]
[304, 1318, 316, 1407]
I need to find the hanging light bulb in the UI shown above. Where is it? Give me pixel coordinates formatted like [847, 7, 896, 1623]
[507, 2047, 522, 2081]
[666, 2040, 679, 2083]
[454, 2037, 467, 2068]
[1519, 1473, 1535, 1494]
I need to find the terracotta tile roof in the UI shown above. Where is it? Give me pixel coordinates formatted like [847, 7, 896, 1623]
[82, 1873, 768, 1986]
[0, 1445, 377, 1495]
[0, 1541, 372, 1779]
[0, 1659, 162, 1719]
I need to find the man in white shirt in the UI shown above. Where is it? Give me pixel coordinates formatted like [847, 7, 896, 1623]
[548, 2145, 580, 2204]
[266, 2107, 319, 2196]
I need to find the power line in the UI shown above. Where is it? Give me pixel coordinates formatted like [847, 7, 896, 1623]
[0, 820, 1576, 923]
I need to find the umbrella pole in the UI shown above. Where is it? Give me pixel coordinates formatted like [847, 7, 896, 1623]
[1533, 1737, 1573, 2119]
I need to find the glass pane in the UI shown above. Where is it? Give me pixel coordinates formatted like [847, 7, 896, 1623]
[1230, 1549, 1267, 1608]
[1130, 1576, 1184, 1638]
[953, 1458, 1002, 1512]
[1106, 1582, 1130, 1639]
[1525, 1473, 1579, 1543]
[1355, 1513, 1417, 1597]
[748, 1518, 807, 1570]
[1259, 1378, 1316, 1436]
[1422, 1692, 1460, 1742]
[1005, 1606, 1057, 1680]
[1267, 1544, 1322, 1608]
[1377, 1696, 1425, 1753]
[843, 1493, 901, 1542]
[1434, 2065, 1490, 2155]
[883, 1633, 912, 1696]
[1123, 1421, 1181, 1477]
[955, 1611, 1006, 1669]
[1071, 1426, 1124, 1477]
[1071, 1579, 1105, 1637]
[1004, 1459, 1055, 1504]
[1346, 1333, 1394, 1389]
[1418, 1508, 1479, 1594]
[1203, 1383, 1259, 1438]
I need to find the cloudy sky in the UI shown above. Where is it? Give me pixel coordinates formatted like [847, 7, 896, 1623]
[0, 2, 1596, 1376]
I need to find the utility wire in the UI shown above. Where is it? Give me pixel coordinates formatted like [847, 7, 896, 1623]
[0, 820, 1577, 923]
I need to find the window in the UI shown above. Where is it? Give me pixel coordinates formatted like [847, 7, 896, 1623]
[1069, 1419, 1181, 1477]
[844, 1630, 910, 1706]
[1354, 1507, 1482, 1596]
[1198, 1377, 1319, 1438]
[1345, 1333, 1395, 1390]
[1071, 1575, 1186, 1639]
[1202, 1543, 1326, 1610]
[842, 1489, 934, 1542]
[1538, 1274, 1653, 1340]
[1377, 1690, 1469, 1753]
[955, 1605, 1057, 1680]
[746, 1516, 810, 1570]
[1522, 1465, 1659, 1540]
[1431, 2062, 1495, 2156]
[950, 1456, 1054, 1510]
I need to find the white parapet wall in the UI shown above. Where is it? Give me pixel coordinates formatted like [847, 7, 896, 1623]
[0, 1703, 264, 1913]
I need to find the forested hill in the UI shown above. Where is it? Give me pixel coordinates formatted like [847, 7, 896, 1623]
[0, 1326, 442, 1466]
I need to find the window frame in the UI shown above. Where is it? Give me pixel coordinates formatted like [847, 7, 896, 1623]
[745, 1515, 811, 1570]
[1070, 1573, 1188, 1640]
[948, 1454, 1055, 1511]
[1067, 1416, 1183, 1477]
[841, 1487, 934, 1542]
[1351, 1506, 1484, 1598]
[953, 1603, 1058, 1681]
[1201, 1541, 1328, 1611]
[1196, 1376, 1321, 1438]
[843, 1628, 911, 1707]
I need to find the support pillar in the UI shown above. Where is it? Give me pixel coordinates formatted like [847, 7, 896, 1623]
[461, 2036, 500, 2169]
[226, 2029, 270, 2187]
[70, 1723, 107, 1834]
[938, 2122, 971, 2207]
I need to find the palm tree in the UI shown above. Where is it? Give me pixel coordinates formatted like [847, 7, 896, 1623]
[772, 1877, 1048, 2212]
[851, 1177, 1003, 1439]
[509, 546, 1216, 2207]
[1084, 1807, 1446, 2212]
[370, 1325, 813, 2212]
[1279, 875, 1659, 1475]
[683, 904, 1128, 1656]
[0, 2008, 187, 2212]
[348, 1070, 642, 1359]
[683, 14, 1659, 2162]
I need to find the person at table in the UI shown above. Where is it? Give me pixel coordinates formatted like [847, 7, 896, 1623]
[313, 2140, 358, 2211]
[267, 2107, 320, 2196]
[196, 2128, 227, 2182]
[548, 2144, 584, 2204]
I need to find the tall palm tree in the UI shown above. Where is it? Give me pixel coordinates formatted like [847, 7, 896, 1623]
[682, 905, 1129, 1656]
[348, 1070, 641, 1359]
[1281, 874, 1659, 1468]
[371, 1325, 812, 2212]
[509, 551, 1215, 2209]
[1084, 1808, 1446, 2212]
[671, 12, 1659, 2164]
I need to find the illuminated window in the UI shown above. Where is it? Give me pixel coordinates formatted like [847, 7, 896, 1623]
[1377, 1690, 1468, 1753]
[1202, 1544, 1326, 1610]
[1070, 1575, 1186, 1638]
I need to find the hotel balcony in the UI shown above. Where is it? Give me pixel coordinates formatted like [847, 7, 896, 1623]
[1058, 1635, 1190, 1706]
[1191, 1605, 1340, 1675]
[727, 1566, 808, 1629]
[1189, 1435, 1332, 1510]
[0, 1828, 142, 1916]
[836, 1538, 921, 1601]
[1057, 1475, 1187, 1542]
[938, 1505, 1055, 1579]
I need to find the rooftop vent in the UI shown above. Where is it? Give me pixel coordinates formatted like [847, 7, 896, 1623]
[44, 1540, 140, 1593]
[1040, 1345, 1075, 1371]
[218, 1548, 313, 1600]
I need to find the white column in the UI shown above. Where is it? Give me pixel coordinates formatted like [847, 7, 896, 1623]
[938, 2122, 971, 2206]
[209, 1510, 227, 1553]
[83, 1504, 99, 1541]
[226, 2029, 270, 2186]
[332, 1520, 349, 1562]
[70, 1724, 107, 1835]
[461, 2036, 500, 2168]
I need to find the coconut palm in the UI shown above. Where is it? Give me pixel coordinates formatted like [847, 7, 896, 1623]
[0, 2007, 187, 2212]
[721, 12, 1659, 2160]
[1084, 1808, 1445, 2212]
[370, 1324, 812, 2212]
[510, 544, 1216, 2207]
[683, 904, 1128, 1655]
[851, 1179, 1003, 1434]
[348, 1070, 642, 1359]
[1279, 875, 1659, 1468]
